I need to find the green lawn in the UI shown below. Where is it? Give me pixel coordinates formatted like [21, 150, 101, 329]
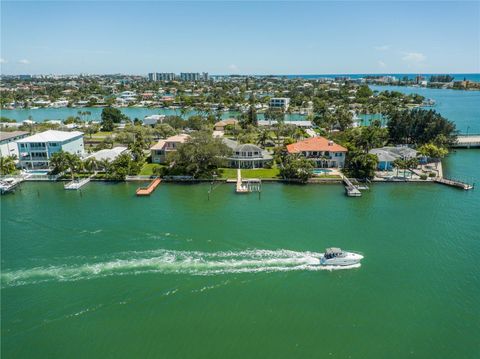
[139, 163, 164, 176]
[219, 168, 280, 179]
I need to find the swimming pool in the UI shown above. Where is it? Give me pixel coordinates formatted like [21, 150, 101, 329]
[25, 170, 50, 175]
[312, 168, 333, 175]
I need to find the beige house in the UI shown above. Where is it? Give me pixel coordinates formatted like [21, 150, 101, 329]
[150, 134, 190, 163]
[214, 118, 238, 131]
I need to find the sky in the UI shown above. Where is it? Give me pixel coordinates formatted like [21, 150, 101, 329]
[1, 1, 479, 75]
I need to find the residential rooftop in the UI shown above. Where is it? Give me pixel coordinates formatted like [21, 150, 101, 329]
[17, 130, 83, 143]
[287, 136, 348, 153]
[0, 131, 29, 142]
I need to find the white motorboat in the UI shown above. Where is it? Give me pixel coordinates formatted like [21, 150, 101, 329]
[320, 248, 363, 266]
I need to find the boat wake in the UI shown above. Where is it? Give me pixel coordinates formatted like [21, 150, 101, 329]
[1, 249, 361, 287]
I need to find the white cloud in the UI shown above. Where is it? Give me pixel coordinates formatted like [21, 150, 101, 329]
[0, 58, 6, 64]
[18, 59, 30, 64]
[374, 45, 390, 51]
[378, 60, 387, 68]
[401, 52, 426, 65]
[228, 64, 239, 72]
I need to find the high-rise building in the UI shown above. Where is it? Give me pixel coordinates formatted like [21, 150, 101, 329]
[148, 73, 157, 81]
[156, 73, 176, 81]
[180, 72, 200, 81]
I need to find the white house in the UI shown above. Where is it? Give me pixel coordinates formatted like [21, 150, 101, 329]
[143, 115, 166, 126]
[17, 130, 84, 169]
[0, 131, 29, 158]
[269, 97, 290, 111]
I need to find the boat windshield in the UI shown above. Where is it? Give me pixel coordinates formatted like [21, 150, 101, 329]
[324, 250, 343, 259]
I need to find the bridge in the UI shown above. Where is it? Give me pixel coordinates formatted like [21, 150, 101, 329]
[452, 135, 480, 148]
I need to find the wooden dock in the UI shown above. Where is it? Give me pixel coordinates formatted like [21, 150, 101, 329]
[136, 178, 162, 196]
[435, 178, 474, 190]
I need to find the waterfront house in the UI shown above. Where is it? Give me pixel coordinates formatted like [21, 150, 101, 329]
[150, 134, 190, 164]
[85, 146, 128, 162]
[223, 138, 272, 169]
[16, 130, 84, 169]
[286, 136, 347, 168]
[143, 115, 166, 126]
[269, 97, 290, 111]
[369, 146, 418, 171]
[0, 131, 29, 158]
[214, 118, 238, 131]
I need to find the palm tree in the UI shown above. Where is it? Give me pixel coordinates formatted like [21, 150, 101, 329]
[49, 151, 69, 175]
[83, 157, 98, 174]
[257, 128, 272, 148]
[98, 159, 111, 173]
[0, 156, 17, 175]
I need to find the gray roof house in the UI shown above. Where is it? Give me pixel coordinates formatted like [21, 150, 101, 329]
[223, 139, 273, 169]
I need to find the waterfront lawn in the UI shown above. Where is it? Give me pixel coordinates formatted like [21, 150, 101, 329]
[219, 168, 280, 179]
[140, 163, 164, 176]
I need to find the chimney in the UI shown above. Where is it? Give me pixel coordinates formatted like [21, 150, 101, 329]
[328, 140, 333, 146]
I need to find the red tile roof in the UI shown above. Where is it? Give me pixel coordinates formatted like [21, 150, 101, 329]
[286, 136, 348, 153]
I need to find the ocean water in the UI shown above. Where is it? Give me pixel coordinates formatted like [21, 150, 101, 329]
[369, 85, 480, 134]
[284, 73, 480, 82]
[1, 149, 479, 358]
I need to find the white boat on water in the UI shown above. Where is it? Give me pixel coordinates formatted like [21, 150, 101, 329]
[320, 248, 363, 266]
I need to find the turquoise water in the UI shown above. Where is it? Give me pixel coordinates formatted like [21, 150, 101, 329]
[1, 149, 479, 358]
[369, 85, 480, 134]
[3, 86, 478, 135]
[1, 107, 305, 123]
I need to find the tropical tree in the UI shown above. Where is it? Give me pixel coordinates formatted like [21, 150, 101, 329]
[0, 155, 17, 175]
[100, 107, 128, 131]
[85, 123, 100, 138]
[167, 131, 232, 178]
[417, 143, 448, 167]
[83, 157, 98, 173]
[344, 150, 378, 180]
[279, 154, 314, 183]
[257, 128, 273, 147]
[387, 109, 457, 146]
[153, 123, 176, 139]
[49, 151, 82, 179]
[106, 153, 140, 180]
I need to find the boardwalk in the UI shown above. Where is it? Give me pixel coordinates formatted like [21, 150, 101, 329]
[435, 178, 474, 190]
[452, 135, 480, 148]
[136, 178, 162, 196]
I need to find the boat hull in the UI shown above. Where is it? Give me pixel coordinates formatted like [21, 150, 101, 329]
[320, 252, 363, 266]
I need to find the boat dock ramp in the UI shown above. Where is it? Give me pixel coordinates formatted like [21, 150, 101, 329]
[136, 178, 162, 196]
[234, 169, 261, 194]
[64, 172, 97, 190]
[342, 176, 366, 197]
